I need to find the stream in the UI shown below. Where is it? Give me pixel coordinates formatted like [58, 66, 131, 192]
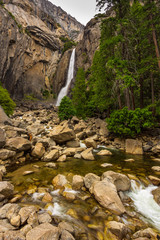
[5, 146, 160, 239]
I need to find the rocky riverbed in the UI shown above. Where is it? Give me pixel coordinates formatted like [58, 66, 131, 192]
[0, 103, 160, 239]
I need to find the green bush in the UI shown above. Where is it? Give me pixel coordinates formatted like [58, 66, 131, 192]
[107, 107, 156, 137]
[0, 84, 16, 116]
[58, 96, 76, 121]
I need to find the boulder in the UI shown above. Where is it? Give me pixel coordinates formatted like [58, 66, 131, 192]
[72, 175, 84, 190]
[0, 129, 6, 148]
[63, 148, 78, 157]
[60, 230, 75, 240]
[148, 175, 160, 186]
[84, 173, 100, 189]
[66, 139, 80, 148]
[0, 106, 12, 125]
[0, 182, 14, 198]
[42, 193, 53, 203]
[152, 187, 160, 205]
[57, 155, 67, 162]
[52, 174, 68, 189]
[58, 222, 74, 234]
[3, 230, 25, 240]
[0, 219, 16, 232]
[19, 206, 37, 225]
[152, 166, 160, 172]
[26, 223, 59, 240]
[81, 148, 95, 161]
[125, 139, 143, 154]
[38, 213, 52, 224]
[132, 228, 157, 239]
[0, 203, 13, 219]
[5, 137, 32, 152]
[43, 149, 59, 161]
[45, 162, 57, 168]
[0, 149, 16, 160]
[102, 171, 131, 192]
[91, 178, 125, 215]
[27, 124, 45, 136]
[151, 144, 160, 154]
[74, 121, 86, 134]
[84, 138, 97, 149]
[31, 142, 45, 158]
[97, 150, 112, 156]
[27, 212, 39, 228]
[50, 124, 76, 144]
[106, 221, 129, 239]
[101, 163, 113, 168]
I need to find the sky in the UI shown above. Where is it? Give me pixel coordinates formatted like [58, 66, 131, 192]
[49, 0, 100, 25]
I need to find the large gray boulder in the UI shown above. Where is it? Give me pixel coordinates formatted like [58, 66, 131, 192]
[90, 178, 125, 215]
[50, 123, 76, 144]
[26, 223, 60, 240]
[0, 181, 14, 199]
[102, 171, 131, 192]
[125, 139, 143, 154]
[0, 149, 16, 160]
[0, 106, 12, 125]
[5, 137, 32, 152]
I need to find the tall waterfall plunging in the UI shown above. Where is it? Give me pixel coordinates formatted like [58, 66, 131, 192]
[56, 48, 76, 106]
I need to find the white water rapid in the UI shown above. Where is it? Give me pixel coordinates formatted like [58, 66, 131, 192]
[56, 48, 76, 106]
[128, 180, 160, 230]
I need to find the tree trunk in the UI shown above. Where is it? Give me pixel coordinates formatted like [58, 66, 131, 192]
[130, 87, 135, 110]
[125, 88, 131, 110]
[140, 78, 144, 108]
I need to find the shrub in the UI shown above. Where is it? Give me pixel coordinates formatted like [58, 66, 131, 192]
[107, 107, 155, 138]
[58, 96, 76, 121]
[0, 84, 16, 116]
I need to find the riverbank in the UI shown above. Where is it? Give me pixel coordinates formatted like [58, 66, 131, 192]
[0, 104, 160, 239]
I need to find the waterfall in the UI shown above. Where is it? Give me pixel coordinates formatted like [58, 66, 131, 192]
[127, 180, 160, 230]
[56, 48, 76, 106]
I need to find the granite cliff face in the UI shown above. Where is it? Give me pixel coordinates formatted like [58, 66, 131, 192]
[0, 0, 84, 99]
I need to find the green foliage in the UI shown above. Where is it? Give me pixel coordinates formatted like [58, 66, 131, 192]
[61, 37, 76, 54]
[58, 96, 76, 121]
[107, 107, 155, 137]
[0, 84, 16, 116]
[72, 68, 87, 118]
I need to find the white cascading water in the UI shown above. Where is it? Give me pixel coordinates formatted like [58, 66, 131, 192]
[56, 48, 76, 106]
[128, 180, 160, 230]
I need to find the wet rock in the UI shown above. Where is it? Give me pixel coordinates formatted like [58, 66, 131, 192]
[38, 212, 52, 224]
[0, 181, 14, 198]
[63, 148, 78, 157]
[81, 148, 95, 161]
[45, 162, 57, 168]
[102, 171, 131, 192]
[0, 129, 6, 148]
[43, 149, 59, 161]
[106, 221, 129, 239]
[52, 174, 68, 189]
[31, 142, 45, 158]
[57, 155, 67, 162]
[5, 137, 32, 152]
[58, 221, 74, 234]
[0, 149, 16, 160]
[23, 171, 34, 176]
[91, 178, 125, 215]
[66, 139, 80, 148]
[84, 173, 100, 189]
[132, 228, 157, 239]
[50, 123, 76, 143]
[125, 158, 135, 162]
[125, 139, 143, 155]
[3, 230, 25, 240]
[42, 193, 53, 203]
[148, 175, 160, 185]
[19, 206, 37, 225]
[101, 163, 113, 168]
[60, 230, 75, 240]
[0, 106, 12, 125]
[63, 192, 76, 201]
[72, 175, 84, 190]
[97, 150, 112, 156]
[26, 223, 59, 240]
[152, 166, 160, 172]
[84, 138, 97, 149]
[152, 187, 160, 205]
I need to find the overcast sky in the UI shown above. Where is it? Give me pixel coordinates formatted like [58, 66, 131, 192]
[49, 0, 100, 25]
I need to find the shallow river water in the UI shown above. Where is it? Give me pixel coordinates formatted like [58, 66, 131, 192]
[5, 147, 160, 239]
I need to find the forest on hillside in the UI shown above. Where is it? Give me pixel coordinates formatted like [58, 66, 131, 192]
[72, 0, 160, 120]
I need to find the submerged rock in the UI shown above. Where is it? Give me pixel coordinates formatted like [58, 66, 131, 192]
[97, 150, 112, 156]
